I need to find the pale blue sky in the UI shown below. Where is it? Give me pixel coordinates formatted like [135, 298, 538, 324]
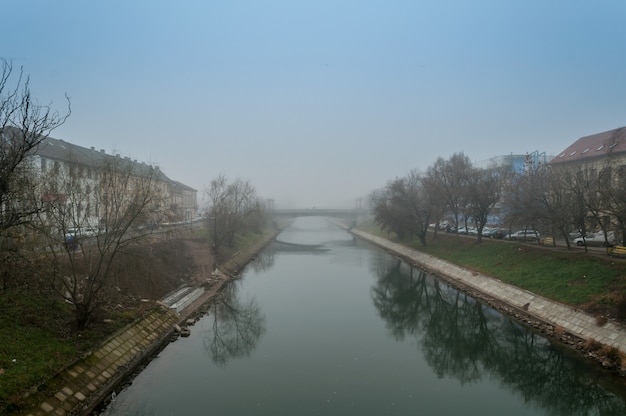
[3, 1, 626, 208]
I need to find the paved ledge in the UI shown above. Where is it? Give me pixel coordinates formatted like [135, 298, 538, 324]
[23, 307, 179, 416]
[350, 229, 626, 355]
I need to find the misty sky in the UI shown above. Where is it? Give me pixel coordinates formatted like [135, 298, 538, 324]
[3, 1, 626, 209]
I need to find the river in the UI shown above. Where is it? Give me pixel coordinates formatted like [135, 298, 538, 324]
[103, 217, 626, 415]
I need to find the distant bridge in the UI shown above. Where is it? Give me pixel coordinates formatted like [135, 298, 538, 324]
[270, 208, 369, 225]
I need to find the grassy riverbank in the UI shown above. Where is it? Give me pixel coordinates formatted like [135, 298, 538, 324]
[0, 227, 273, 413]
[357, 223, 626, 321]
[0, 290, 136, 413]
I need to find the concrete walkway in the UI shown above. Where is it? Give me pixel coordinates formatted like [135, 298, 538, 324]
[351, 229, 626, 354]
[24, 307, 179, 416]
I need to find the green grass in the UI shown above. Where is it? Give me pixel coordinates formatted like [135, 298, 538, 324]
[418, 235, 626, 306]
[359, 221, 626, 310]
[0, 290, 79, 409]
[0, 288, 136, 412]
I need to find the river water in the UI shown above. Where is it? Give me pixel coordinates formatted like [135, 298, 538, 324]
[104, 217, 626, 415]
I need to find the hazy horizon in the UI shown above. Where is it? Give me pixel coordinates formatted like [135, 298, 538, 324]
[4, 1, 626, 209]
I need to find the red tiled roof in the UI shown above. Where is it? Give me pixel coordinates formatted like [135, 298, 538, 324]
[550, 127, 626, 165]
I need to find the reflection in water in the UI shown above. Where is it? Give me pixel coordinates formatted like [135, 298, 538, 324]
[103, 218, 626, 415]
[101, 283, 266, 416]
[202, 283, 266, 366]
[273, 240, 330, 252]
[276, 216, 353, 247]
[371, 255, 626, 415]
[248, 249, 276, 273]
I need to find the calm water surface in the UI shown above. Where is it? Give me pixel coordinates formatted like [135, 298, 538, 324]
[104, 217, 626, 415]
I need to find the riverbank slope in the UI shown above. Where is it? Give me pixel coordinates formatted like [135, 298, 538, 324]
[16, 228, 280, 416]
[349, 227, 626, 374]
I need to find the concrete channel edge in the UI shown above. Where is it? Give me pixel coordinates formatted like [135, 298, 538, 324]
[347, 227, 626, 374]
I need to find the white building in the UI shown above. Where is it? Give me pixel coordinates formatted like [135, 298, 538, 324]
[22, 129, 197, 229]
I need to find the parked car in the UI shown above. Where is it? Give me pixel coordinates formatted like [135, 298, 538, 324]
[429, 221, 450, 230]
[568, 230, 592, 240]
[483, 227, 507, 239]
[64, 227, 98, 241]
[574, 231, 616, 247]
[569, 230, 582, 239]
[504, 230, 540, 242]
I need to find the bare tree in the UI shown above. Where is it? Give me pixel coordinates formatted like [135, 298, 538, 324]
[500, 171, 525, 235]
[502, 157, 546, 240]
[401, 170, 433, 245]
[594, 130, 626, 244]
[562, 128, 626, 247]
[32, 156, 164, 329]
[203, 174, 263, 260]
[423, 165, 449, 238]
[428, 153, 472, 234]
[372, 178, 413, 241]
[0, 60, 70, 287]
[537, 166, 578, 248]
[373, 170, 433, 245]
[605, 164, 626, 245]
[465, 166, 504, 242]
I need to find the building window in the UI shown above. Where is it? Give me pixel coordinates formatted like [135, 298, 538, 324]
[41, 158, 47, 172]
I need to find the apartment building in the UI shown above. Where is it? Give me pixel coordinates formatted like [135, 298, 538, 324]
[550, 127, 626, 170]
[6, 128, 198, 231]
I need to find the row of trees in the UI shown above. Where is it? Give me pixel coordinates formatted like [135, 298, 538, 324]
[1, 60, 267, 329]
[372, 153, 503, 245]
[508, 141, 626, 250]
[372, 140, 626, 249]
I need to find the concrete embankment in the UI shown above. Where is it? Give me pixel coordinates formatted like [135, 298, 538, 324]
[22, 229, 280, 416]
[349, 228, 626, 364]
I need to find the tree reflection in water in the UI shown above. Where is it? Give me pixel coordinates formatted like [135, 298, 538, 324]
[371, 255, 626, 416]
[203, 283, 266, 366]
[200, 240, 333, 367]
[248, 249, 276, 273]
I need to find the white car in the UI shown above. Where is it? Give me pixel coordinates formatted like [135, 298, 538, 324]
[504, 230, 540, 242]
[574, 231, 615, 247]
